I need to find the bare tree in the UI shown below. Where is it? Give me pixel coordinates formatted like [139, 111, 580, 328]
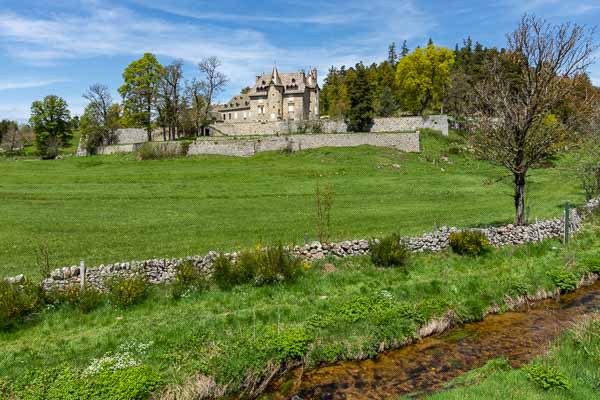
[185, 78, 206, 136]
[472, 14, 597, 225]
[83, 84, 113, 127]
[198, 57, 228, 132]
[1, 125, 22, 153]
[158, 60, 184, 140]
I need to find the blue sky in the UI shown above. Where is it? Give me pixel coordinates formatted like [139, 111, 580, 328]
[0, 0, 599, 122]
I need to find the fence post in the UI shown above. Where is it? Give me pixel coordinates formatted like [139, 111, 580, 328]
[80, 260, 86, 291]
[564, 202, 571, 245]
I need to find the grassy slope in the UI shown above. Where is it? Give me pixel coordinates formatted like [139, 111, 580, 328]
[1, 222, 599, 397]
[0, 131, 582, 278]
[428, 317, 600, 400]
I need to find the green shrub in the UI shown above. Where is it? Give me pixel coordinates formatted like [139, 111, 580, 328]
[449, 230, 489, 256]
[524, 364, 570, 390]
[212, 255, 236, 290]
[92, 366, 162, 400]
[212, 245, 302, 290]
[370, 234, 410, 267]
[0, 279, 44, 330]
[168, 261, 206, 300]
[583, 256, 600, 274]
[136, 142, 179, 160]
[106, 275, 147, 308]
[51, 284, 105, 313]
[273, 328, 311, 360]
[547, 268, 578, 292]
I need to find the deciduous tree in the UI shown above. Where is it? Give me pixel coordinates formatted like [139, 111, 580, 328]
[471, 14, 597, 225]
[197, 57, 228, 130]
[29, 95, 72, 159]
[395, 43, 455, 115]
[118, 53, 164, 141]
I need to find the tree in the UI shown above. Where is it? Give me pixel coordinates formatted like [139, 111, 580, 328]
[185, 78, 207, 136]
[1, 125, 22, 153]
[471, 14, 597, 225]
[377, 86, 398, 117]
[29, 95, 72, 159]
[345, 62, 374, 132]
[197, 57, 228, 130]
[401, 40, 410, 57]
[0, 119, 18, 144]
[157, 60, 184, 140]
[388, 42, 398, 66]
[118, 53, 164, 141]
[396, 43, 455, 115]
[83, 84, 113, 129]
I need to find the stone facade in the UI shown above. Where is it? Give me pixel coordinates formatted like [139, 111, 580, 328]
[187, 132, 420, 157]
[215, 68, 319, 124]
[6, 197, 597, 291]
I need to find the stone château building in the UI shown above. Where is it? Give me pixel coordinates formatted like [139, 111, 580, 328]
[216, 67, 319, 123]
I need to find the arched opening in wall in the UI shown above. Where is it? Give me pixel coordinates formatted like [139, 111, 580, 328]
[203, 127, 210, 136]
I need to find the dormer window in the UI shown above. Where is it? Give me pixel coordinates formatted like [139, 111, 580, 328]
[291, 78, 296, 83]
[262, 80, 266, 85]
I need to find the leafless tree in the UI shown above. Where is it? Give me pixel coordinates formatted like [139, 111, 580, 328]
[198, 57, 228, 130]
[185, 78, 206, 136]
[158, 60, 184, 140]
[471, 14, 597, 225]
[83, 84, 113, 127]
[1, 125, 22, 153]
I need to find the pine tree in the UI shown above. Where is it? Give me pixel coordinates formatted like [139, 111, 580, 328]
[388, 42, 398, 66]
[401, 40, 409, 57]
[345, 62, 374, 132]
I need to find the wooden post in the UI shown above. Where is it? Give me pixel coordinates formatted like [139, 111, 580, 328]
[564, 202, 571, 245]
[80, 260, 86, 291]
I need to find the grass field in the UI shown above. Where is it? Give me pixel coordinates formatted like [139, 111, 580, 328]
[1, 219, 599, 399]
[0, 131, 583, 278]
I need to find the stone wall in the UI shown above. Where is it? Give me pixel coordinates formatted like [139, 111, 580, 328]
[6, 197, 596, 290]
[187, 132, 420, 157]
[212, 115, 448, 137]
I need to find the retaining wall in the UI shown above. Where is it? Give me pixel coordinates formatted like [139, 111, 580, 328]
[187, 132, 420, 157]
[212, 115, 448, 137]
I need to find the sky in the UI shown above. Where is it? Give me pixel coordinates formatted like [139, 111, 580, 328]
[0, 0, 599, 122]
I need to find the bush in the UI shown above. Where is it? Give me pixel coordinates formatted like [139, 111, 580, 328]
[547, 268, 578, 292]
[212, 255, 236, 290]
[449, 230, 489, 256]
[370, 234, 410, 267]
[524, 364, 570, 390]
[136, 142, 179, 160]
[106, 275, 147, 308]
[212, 245, 302, 290]
[0, 279, 44, 330]
[168, 261, 206, 300]
[583, 256, 600, 274]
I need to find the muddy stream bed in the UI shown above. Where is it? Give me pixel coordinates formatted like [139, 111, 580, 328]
[266, 281, 600, 399]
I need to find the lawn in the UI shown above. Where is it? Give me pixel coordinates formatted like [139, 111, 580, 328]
[1, 219, 599, 399]
[0, 131, 583, 278]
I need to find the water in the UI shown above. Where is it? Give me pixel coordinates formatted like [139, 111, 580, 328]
[268, 281, 600, 399]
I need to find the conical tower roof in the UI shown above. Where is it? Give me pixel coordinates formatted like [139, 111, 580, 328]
[270, 66, 282, 86]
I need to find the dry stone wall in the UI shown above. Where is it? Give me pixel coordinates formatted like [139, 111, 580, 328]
[212, 115, 448, 137]
[6, 198, 596, 291]
[187, 132, 420, 157]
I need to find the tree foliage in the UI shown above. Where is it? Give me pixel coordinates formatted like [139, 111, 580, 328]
[29, 95, 72, 159]
[395, 43, 455, 115]
[118, 53, 163, 141]
[346, 62, 375, 132]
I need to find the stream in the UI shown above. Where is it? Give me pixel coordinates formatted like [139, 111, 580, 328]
[267, 281, 600, 399]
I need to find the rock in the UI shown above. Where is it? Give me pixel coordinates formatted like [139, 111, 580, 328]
[392, 163, 401, 169]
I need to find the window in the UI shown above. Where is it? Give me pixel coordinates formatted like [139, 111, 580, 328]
[258, 105, 264, 114]
[228, 113, 231, 120]
[222, 114, 226, 120]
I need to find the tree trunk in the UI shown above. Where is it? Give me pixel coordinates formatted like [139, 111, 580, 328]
[514, 171, 526, 225]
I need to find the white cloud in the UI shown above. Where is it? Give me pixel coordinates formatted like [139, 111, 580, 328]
[0, 79, 67, 91]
